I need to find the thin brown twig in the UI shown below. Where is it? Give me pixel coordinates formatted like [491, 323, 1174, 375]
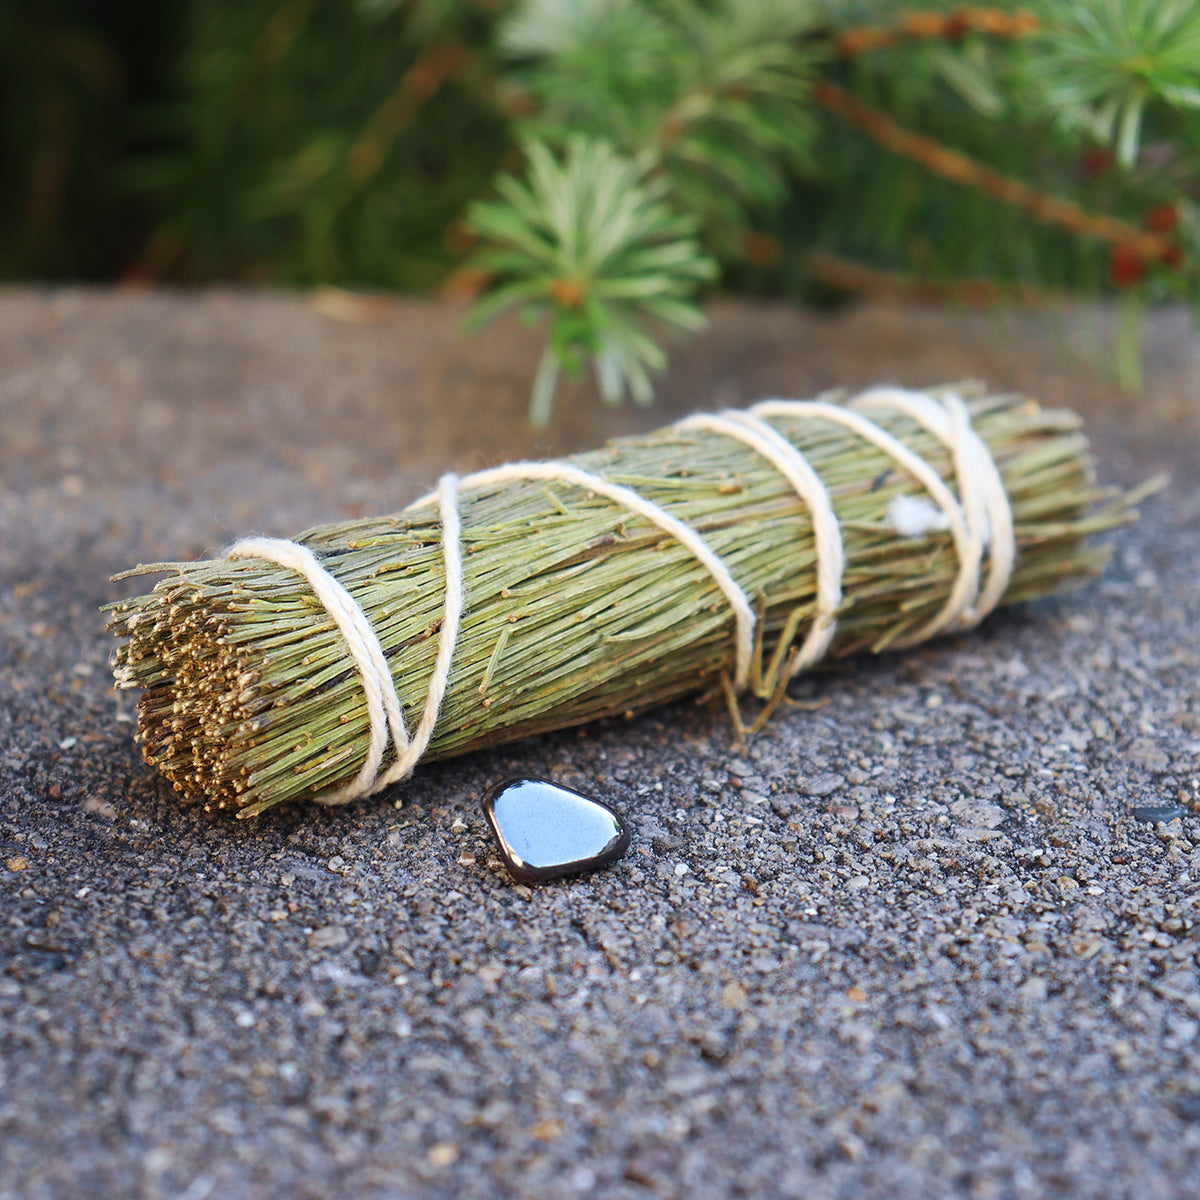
[836, 7, 1040, 58]
[348, 41, 472, 184]
[814, 80, 1181, 269]
[245, 0, 317, 89]
[807, 249, 1064, 308]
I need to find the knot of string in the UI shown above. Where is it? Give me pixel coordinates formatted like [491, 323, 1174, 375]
[750, 389, 1014, 648]
[847, 386, 1015, 632]
[224, 388, 1013, 804]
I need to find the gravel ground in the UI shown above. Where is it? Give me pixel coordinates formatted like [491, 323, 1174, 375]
[2, 288, 1199, 1200]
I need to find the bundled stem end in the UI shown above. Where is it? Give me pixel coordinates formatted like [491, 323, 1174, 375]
[106, 387, 1145, 817]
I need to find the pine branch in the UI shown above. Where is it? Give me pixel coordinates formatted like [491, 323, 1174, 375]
[347, 41, 472, 184]
[500, 0, 819, 234]
[236, 0, 318, 105]
[467, 0, 815, 418]
[462, 0, 1200, 416]
[465, 135, 717, 424]
[1026, 0, 1200, 168]
[814, 79, 1182, 270]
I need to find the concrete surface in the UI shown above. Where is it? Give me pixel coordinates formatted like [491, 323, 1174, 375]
[2, 287, 1199, 1200]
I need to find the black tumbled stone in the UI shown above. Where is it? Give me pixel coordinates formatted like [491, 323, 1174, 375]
[481, 777, 630, 884]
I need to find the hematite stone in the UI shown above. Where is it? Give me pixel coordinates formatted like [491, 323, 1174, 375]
[481, 777, 630, 884]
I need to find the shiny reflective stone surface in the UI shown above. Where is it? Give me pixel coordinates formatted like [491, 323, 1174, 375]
[481, 777, 631, 884]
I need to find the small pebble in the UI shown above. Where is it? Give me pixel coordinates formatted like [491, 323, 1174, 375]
[803, 772, 845, 797]
[427, 1142, 458, 1167]
[308, 925, 349, 950]
[1132, 804, 1188, 824]
[720, 980, 748, 1010]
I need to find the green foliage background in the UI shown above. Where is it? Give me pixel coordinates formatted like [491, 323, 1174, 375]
[1, 0, 509, 287]
[4, 0, 1199, 413]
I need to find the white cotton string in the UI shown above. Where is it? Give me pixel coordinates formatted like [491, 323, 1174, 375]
[226, 536, 408, 804]
[371, 471, 464, 793]
[444, 460, 757, 689]
[676, 410, 844, 674]
[848, 387, 1015, 627]
[227, 472, 464, 805]
[751, 398, 977, 647]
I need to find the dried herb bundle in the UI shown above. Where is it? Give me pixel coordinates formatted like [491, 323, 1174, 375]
[107, 386, 1139, 818]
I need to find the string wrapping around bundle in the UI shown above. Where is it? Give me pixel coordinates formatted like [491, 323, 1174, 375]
[107, 383, 1140, 818]
[225, 472, 465, 805]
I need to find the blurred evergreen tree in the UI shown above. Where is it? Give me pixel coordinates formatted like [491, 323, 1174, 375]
[2, 0, 1198, 415]
[121, 0, 509, 288]
[466, 0, 1200, 415]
